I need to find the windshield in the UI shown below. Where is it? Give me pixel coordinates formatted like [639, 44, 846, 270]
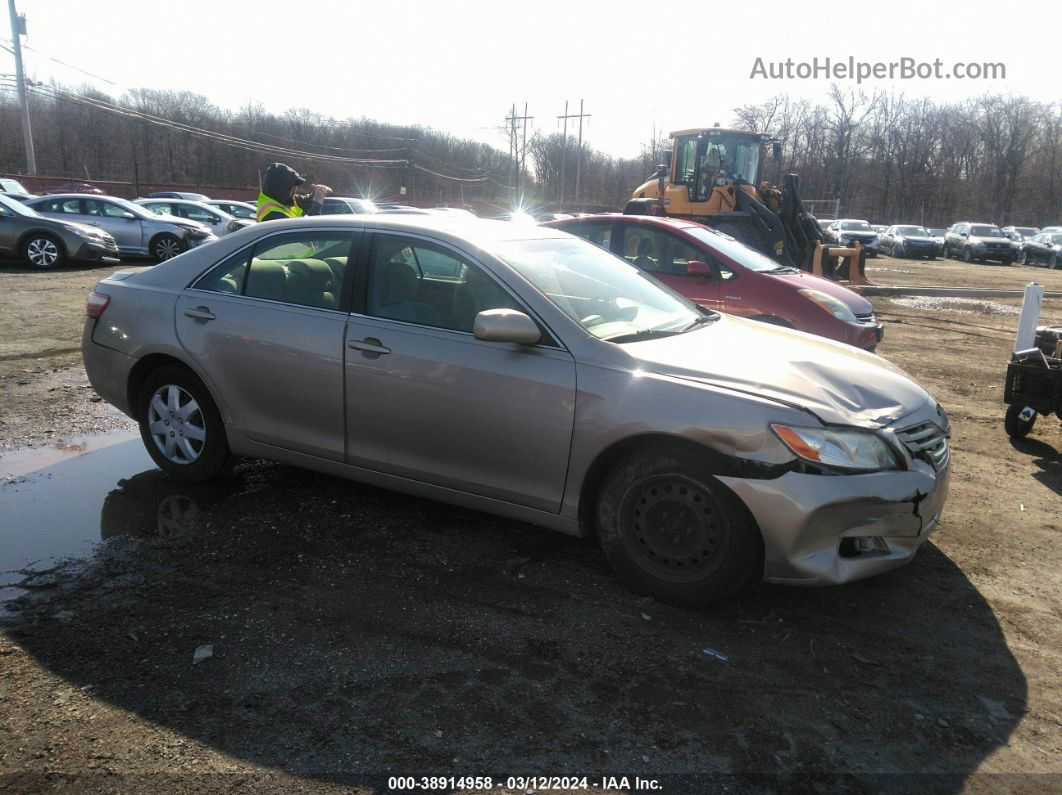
[224, 203, 255, 219]
[493, 237, 702, 342]
[0, 178, 29, 194]
[1050, 234, 1062, 245]
[0, 192, 41, 218]
[1015, 228, 1038, 237]
[896, 226, 928, 236]
[970, 225, 1003, 237]
[142, 204, 167, 216]
[928, 229, 946, 236]
[839, 221, 872, 231]
[684, 226, 787, 272]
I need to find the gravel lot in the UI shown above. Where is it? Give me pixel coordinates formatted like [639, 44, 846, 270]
[1, 254, 1060, 793]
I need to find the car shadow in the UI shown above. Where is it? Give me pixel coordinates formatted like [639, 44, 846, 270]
[1009, 435, 1061, 496]
[3, 452, 1027, 791]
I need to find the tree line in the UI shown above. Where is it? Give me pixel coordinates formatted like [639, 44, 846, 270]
[2, 81, 1059, 225]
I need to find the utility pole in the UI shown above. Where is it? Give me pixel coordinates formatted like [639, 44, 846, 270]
[520, 102, 531, 207]
[557, 101, 590, 210]
[505, 104, 533, 206]
[558, 101, 568, 210]
[575, 100, 589, 207]
[7, 0, 36, 175]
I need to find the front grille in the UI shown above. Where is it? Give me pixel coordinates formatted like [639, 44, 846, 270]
[855, 312, 876, 323]
[897, 422, 950, 470]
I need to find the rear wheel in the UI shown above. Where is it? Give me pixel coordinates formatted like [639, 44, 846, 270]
[151, 233, 185, 262]
[137, 365, 230, 481]
[22, 233, 65, 269]
[1004, 405, 1037, 439]
[595, 445, 762, 606]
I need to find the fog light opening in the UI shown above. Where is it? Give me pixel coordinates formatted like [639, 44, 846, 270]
[839, 536, 891, 558]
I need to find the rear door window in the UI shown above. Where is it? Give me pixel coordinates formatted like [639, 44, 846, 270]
[194, 232, 356, 310]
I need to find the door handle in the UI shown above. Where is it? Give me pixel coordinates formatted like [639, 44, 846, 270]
[348, 337, 391, 355]
[183, 306, 216, 321]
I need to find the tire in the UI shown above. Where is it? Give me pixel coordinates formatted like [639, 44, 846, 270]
[595, 445, 763, 606]
[963, 246, 972, 263]
[137, 365, 230, 481]
[1002, 258, 1014, 266]
[21, 233, 65, 270]
[893, 243, 905, 258]
[1004, 405, 1036, 439]
[1051, 253, 1059, 269]
[151, 233, 186, 262]
[1023, 252, 1032, 265]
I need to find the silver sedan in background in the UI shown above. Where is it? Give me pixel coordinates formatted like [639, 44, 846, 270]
[26, 194, 216, 261]
[82, 216, 950, 604]
[136, 198, 254, 237]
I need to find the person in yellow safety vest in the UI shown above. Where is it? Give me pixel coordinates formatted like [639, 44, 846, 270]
[256, 163, 332, 222]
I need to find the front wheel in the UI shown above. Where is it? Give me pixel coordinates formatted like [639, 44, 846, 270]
[151, 233, 186, 262]
[1004, 405, 1037, 439]
[595, 445, 762, 606]
[893, 244, 905, 258]
[137, 365, 231, 481]
[22, 233, 65, 269]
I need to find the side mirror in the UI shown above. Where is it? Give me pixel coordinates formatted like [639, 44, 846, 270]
[473, 309, 541, 345]
[686, 260, 715, 278]
[121, 212, 136, 220]
[960, 231, 968, 237]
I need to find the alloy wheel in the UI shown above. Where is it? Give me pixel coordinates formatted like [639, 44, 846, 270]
[155, 237, 182, 260]
[147, 384, 206, 464]
[26, 238, 59, 268]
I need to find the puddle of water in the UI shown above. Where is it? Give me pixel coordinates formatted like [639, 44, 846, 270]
[0, 429, 141, 481]
[0, 437, 156, 602]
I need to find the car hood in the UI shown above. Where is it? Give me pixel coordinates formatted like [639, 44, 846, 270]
[623, 314, 930, 428]
[836, 229, 877, 239]
[898, 235, 936, 243]
[970, 235, 1009, 244]
[766, 270, 874, 314]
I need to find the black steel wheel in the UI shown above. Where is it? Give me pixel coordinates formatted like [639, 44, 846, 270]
[1004, 405, 1037, 439]
[595, 445, 762, 605]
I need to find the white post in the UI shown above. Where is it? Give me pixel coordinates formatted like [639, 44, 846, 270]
[1014, 282, 1044, 352]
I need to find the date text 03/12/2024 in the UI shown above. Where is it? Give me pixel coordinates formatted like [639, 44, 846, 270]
[387, 776, 663, 791]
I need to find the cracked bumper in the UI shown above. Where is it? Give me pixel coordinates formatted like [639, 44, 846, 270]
[719, 460, 949, 585]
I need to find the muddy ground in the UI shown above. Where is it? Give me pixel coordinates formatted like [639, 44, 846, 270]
[0, 254, 1060, 793]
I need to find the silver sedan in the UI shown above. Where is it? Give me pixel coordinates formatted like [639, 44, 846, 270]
[82, 215, 950, 604]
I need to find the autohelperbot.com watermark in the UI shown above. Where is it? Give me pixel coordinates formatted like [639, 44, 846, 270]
[749, 56, 1006, 83]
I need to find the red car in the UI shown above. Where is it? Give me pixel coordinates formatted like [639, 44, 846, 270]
[543, 214, 883, 350]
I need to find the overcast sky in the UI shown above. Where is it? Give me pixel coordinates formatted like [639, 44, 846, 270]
[6, 0, 1056, 159]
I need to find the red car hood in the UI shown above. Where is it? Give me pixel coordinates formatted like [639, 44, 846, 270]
[624, 314, 929, 428]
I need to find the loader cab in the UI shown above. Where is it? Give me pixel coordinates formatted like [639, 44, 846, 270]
[671, 129, 764, 203]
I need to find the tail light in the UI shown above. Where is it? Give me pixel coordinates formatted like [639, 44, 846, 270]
[86, 291, 110, 318]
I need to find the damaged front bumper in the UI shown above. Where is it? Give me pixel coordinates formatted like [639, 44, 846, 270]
[719, 459, 950, 585]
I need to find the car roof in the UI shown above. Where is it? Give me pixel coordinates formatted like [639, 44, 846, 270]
[548, 213, 703, 231]
[240, 213, 571, 244]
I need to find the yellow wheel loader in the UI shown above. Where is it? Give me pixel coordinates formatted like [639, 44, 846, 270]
[627, 126, 824, 269]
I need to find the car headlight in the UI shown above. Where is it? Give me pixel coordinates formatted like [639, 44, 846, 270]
[177, 224, 210, 239]
[798, 288, 857, 322]
[62, 224, 100, 239]
[971, 239, 985, 248]
[770, 423, 901, 472]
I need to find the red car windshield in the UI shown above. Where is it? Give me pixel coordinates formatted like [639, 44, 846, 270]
[683, 226, 787, 272]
